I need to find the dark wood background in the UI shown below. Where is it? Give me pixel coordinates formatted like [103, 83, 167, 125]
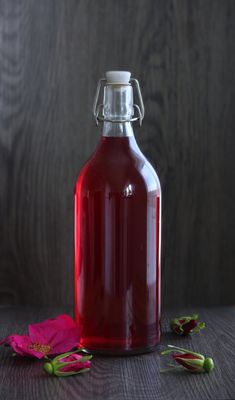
[0, 0, 234, 307]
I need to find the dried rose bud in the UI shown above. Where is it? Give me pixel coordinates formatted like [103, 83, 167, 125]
[44, 350, 92, 377]
[161, 345, 214, 373]
[170, 314, 205, 335]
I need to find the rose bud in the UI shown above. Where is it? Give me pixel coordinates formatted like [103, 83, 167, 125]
[44, 350, 92, 377]
[161, 345, 214, 373]
[170, 314, 205, 335]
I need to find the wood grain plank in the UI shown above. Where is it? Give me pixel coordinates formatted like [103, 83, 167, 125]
[0, 306, 235, 399]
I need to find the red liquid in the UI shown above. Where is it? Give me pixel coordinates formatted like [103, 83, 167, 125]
[74, 136, 161, 354]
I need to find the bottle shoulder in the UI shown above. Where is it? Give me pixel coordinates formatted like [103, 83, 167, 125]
[75, 138, 161, 195]
[137, 155, 161, 194]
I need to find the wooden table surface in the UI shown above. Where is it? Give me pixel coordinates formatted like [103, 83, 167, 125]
[0, 306, 234, 400]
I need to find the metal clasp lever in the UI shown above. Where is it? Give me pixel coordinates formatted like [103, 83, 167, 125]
[93, 78, 145, 126]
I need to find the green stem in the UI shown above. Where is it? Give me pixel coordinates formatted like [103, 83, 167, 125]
[160, 364, 182, 373]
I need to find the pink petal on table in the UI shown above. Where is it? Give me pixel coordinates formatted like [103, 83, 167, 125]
[6, 335, 45, 358]
[28, 314, 77, 344]
[49, 327, 80, 354]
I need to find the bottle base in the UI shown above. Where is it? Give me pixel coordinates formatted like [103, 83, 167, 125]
[79, 343, 159, 357]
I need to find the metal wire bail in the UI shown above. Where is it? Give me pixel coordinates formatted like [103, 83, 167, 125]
[93, 77, 145, 126]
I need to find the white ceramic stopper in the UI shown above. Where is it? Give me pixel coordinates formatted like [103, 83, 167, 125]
[105, 71, 131, 84]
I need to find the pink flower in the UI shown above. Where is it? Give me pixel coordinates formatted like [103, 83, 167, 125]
[43, 351, 92, 377]
[0, 314, 80, 359]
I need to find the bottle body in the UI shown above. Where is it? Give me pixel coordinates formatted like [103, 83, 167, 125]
[74, 135, 161, 354]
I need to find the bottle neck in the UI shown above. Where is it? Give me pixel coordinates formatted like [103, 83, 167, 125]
[102, 122, 134, 137]
[101, 83, 134, 137]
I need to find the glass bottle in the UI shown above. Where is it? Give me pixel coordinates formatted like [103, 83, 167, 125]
[74, 71, 161, 355]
